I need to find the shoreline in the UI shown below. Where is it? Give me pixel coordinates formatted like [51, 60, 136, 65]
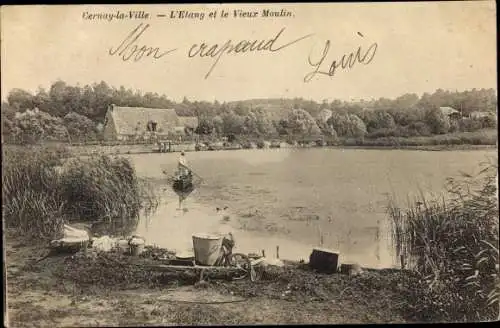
[101, 143, 496, 157]
[329, 144, 497, 152]
[17, 142, 495, 158]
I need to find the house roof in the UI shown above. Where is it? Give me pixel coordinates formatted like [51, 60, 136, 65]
[107, 105, 197, 135]
[439, 106, 460, 116]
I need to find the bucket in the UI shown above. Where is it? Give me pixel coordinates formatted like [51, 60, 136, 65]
[192, 233, 223, 266]
[130, 244, 145, 256]
[129, 236, 146, 256]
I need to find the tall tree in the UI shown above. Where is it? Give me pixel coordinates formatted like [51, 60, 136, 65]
[7, 89, 34, 112]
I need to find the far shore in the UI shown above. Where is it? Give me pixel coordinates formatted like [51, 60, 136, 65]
[4, 141, 497, 158]
[3, 128, 497, 157]
[60, 142, 498, 158]
[330, 144, 497, 152]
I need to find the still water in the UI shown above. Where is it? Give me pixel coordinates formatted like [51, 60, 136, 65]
[127, 148, 496, 268]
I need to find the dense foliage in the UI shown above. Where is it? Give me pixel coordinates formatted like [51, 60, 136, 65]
[1, 80, 497, 144]
[388, 160, 499, 322]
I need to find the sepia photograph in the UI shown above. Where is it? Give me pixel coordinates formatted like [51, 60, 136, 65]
[1, 2, 498, 326]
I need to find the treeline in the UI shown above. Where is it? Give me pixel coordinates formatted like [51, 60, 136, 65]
[1, 80, 497, 144]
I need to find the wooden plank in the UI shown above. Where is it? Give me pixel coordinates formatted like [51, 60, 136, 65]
[142, 264, 245, 271]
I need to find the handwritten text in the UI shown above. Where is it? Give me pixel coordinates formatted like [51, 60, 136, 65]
[109, 23, 177, 62]
[304, 36, 378, 82]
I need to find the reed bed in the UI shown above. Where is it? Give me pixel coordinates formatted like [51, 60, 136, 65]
[388, 159, 499, 322]
[2, 145, 158, 241]
[3, 146, 68, 240]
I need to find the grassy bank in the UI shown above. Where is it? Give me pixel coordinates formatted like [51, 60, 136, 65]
[2, 145, 158, 241]
[388, 159, 499, 322]
[342, 129, 497, 148]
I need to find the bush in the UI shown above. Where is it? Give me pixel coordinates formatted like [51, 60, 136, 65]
[366, 128, 401, 139]
[2, 145, 158, 240]
[448, 119, 460, 133]
[388, 160, 499, 322]
[460, 118, 484, 132]
[362, 110, 396, 132]
[479, 116, 497, 129]
[425, 108, 450, 134]
[286, 109, 323, 136]
[63, 112, 97, 141]
[9, 109, 70, 144]
[328, 113, 367, 138]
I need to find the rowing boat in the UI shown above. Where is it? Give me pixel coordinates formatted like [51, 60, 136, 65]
[172, 173, 195, 194]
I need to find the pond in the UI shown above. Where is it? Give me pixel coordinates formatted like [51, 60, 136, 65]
[126, 148, 496, 268]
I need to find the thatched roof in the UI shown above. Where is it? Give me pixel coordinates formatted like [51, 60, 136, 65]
[107, 105, 197, 135]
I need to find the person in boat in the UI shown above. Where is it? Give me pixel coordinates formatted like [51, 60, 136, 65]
[177, 151, 192, 178]
[176, 152, 192, 211]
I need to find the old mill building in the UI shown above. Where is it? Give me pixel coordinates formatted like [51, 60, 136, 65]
[102, 104, 199, 141]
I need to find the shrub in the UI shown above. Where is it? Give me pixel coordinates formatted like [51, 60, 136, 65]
[10, 109, 70, 144]
[328, 113, 367, 138]
[63, 112, 97, 141]
[479, 115, 497, 129]
[362, 110, 397, 132]
[460, 118, 484, 132]
[388, 160, 499, 322]
[448, 119, 460, 133]
[366, 128, 401, 139]
[425, 108, 450, 134]
[286, 109, 323, 136]
[409, 121, 432, 136]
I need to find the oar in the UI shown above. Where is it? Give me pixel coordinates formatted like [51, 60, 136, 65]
[190, 169, 204, 183]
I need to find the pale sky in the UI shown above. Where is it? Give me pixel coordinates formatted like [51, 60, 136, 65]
[1, 2, 497, 103]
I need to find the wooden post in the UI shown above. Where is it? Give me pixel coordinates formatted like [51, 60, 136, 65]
[376, 220, 381, 266]
[262, 250, 265, 258]
[276, 246, 280, 259]
[317, 224, 324, 247]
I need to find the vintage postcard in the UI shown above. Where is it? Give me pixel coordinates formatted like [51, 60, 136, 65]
[1, 2, 498, 326]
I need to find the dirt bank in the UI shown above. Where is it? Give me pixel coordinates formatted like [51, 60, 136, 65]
[5, 233, 412, 326]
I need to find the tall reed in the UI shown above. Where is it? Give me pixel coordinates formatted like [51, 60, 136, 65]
[2, 145, 159, 241]
[388, 158, 499, 322]
[3, 146, 68, 240]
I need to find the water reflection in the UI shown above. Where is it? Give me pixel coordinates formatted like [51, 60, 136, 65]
[134, 193, 397, 269]
[91, 217, 140, 237]
[121, 148, 494, 269]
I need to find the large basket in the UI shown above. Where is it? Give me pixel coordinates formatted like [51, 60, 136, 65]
[192, 233, 223, 266]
